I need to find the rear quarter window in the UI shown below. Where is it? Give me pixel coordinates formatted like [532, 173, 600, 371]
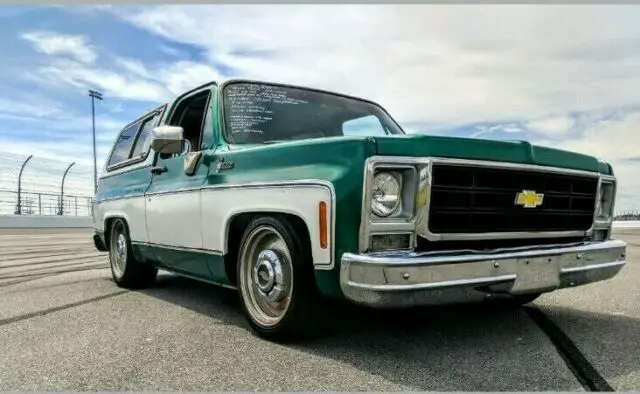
[107, 121, 141, 168]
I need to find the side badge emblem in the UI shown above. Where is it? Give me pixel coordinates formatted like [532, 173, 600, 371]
[215, 157, 235, 172]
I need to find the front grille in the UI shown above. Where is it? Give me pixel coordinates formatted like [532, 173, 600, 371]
[427, 163, 598, 234]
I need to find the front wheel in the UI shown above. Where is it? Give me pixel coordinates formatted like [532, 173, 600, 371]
[108, 218, 157, 289]
[237, 216, 322, 341]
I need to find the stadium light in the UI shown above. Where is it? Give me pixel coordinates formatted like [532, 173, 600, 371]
[88, 89, 103, 194]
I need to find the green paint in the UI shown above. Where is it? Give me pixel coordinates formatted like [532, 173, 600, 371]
[96, 164, 150, 201]
[373, 134, 607, 173]
[133, 243, 230, 286]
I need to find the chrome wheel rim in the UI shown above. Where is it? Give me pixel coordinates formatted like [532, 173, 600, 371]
[110, 222, 127, 278]
[239, 225, 294, 327]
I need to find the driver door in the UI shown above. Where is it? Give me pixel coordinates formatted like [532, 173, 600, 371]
[144, 86, 214, 278]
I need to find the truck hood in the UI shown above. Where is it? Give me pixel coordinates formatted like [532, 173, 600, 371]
[372, 134, 611, 174]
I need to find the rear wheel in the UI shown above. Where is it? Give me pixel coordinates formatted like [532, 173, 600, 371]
[237, 215, 322, 341]
[108, 218, 157, 289]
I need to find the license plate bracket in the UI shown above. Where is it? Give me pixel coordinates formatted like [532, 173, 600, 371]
[511, 256, 561, 294]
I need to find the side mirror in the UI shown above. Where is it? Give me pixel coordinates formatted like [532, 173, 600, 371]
[151, 125, 184, 154]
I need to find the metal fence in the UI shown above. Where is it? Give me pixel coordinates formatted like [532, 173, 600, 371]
[614, 210, 640, 221]
[0, 152, 94, 217]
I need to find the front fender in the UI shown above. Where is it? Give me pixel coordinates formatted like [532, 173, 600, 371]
[200, 180, 336, 270]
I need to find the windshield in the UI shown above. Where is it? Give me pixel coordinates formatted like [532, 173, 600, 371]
[222, 82, 405, 144]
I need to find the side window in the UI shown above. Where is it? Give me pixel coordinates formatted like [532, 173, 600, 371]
[107, 121, 141, 168]
[130, 112, 159, 159]
[342, 115, 388, 136]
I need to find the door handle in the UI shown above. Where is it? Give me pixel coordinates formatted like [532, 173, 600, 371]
[150, 165, 167, 175]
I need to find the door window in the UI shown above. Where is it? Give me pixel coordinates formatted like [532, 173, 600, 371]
[165, 89, 212, 156]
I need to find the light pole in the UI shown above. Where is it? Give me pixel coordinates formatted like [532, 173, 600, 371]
[88, 89, 103, 194]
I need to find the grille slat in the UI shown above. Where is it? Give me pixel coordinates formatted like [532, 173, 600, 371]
[427, 164, 598, 234]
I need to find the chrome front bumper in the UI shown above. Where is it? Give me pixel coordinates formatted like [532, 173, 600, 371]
[339, 239, 627, 308]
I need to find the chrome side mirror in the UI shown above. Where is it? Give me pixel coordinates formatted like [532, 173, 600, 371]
[150, 125, 184, 154]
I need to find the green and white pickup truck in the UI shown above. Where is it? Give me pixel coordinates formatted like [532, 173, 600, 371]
[92, 79, 626, 340]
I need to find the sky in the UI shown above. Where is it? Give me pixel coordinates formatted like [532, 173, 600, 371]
[0, 4, 639, 214]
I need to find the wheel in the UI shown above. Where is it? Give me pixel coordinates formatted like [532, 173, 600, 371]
[108, 218, 157, 289]
[236, 215, 322, 341]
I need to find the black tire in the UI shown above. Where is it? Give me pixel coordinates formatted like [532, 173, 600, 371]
[108, 218, 157, 289]
[236, 215, 324, 341]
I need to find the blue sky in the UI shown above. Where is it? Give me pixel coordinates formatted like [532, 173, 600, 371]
[0, 5, 639, 213]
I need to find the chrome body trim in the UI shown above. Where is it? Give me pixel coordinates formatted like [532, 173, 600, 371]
[340, 239, 627, 308]
[131, 241, 224, 256]
[359, 156, 613, 252]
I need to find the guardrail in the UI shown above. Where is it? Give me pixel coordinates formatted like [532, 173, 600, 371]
[0, 189, 93, 217]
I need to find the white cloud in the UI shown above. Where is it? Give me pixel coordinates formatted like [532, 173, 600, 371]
[532, 111, 640, 213]
[26, 54, 222, 105]
[0, 97, 64, 119]
[552, 112, 640, 161]
[156, 61, 222, 95]
[525, 116, 575, 136]
[21, 30, 97, 64]
[471, 123, 526, 138]
[106, 5, 640, 125]
[30, 58, 170, 102]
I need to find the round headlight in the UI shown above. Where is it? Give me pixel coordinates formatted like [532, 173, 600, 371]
[371, 172, 401, 217]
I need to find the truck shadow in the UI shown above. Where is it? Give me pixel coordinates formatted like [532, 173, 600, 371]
[138, 273, 639, 391]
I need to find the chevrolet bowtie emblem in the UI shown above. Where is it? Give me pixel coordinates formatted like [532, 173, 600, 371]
[515, 190, 544, 208]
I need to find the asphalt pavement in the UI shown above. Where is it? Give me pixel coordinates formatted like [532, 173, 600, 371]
[0, 227, 637, 391]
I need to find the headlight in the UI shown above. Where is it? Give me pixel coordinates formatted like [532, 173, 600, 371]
[371, 171, 402, 217]
[596, 180, 615, 221]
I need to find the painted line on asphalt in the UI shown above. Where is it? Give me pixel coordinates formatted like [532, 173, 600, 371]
[525, 306, 614, 392]
[0, 277, 110, 296]
[0, 290, 128, 327]
[0, 264, 107, 281]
